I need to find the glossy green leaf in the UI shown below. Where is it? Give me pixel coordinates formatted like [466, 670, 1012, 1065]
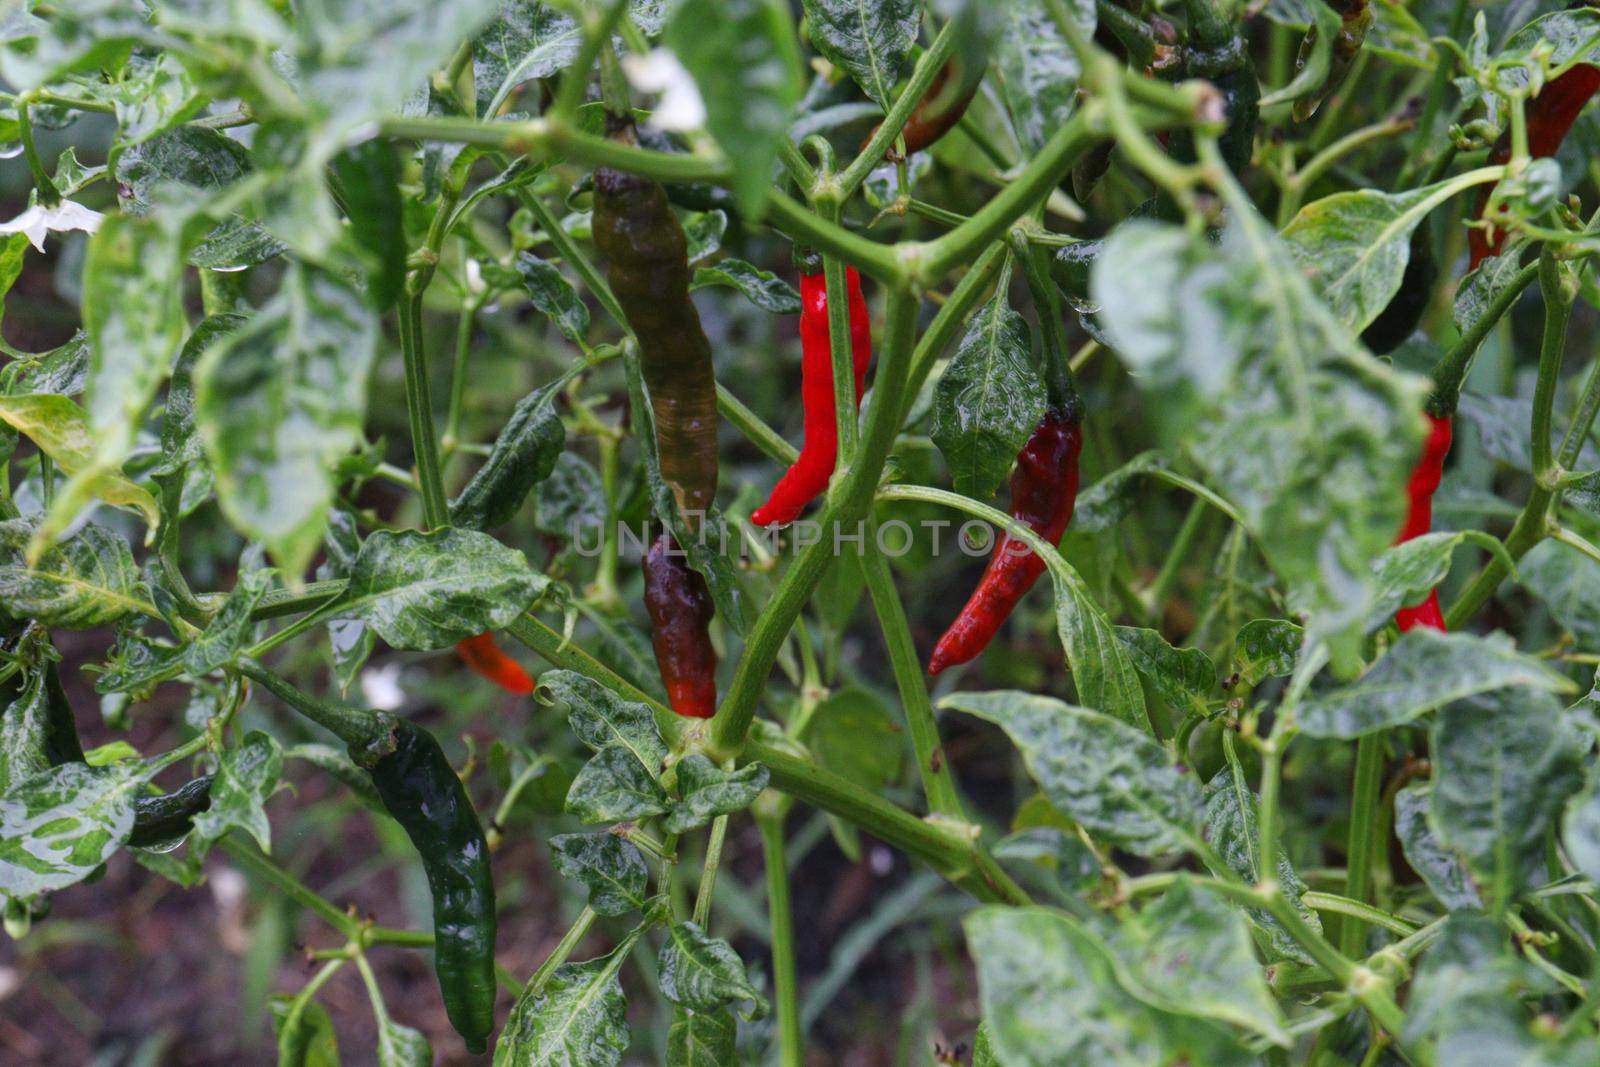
[1233, 619, 1303, 687]
[666, 0, 802, 217]
[942, 691, 1199, 856]
[1298, 629, 1573, 738]
[666, 1006, 736, 1067]
[1201, 777, 1321, 963]
[662, 755, 769, 833]
[451, 373, 571, 530]
[931, 294, 1045, 501]
[1048, 565, 1149, 730]
[0, 394, 159, 529]
[0, 760, 143, 897]
[1114, 627, 1215, 713]
[325, 527, 547, 651]
[801, 686, 901, 791]
[374, 1015, 431, 1067]
[566, 746, 671, 824]
[658, 920, 769, 1018]
[690, 258, 803, 314]
[0, 519, 153, 628]
[474, 1, 580, 115]
[541, 670, 667, 773]
[189, 729, 282, 857]
[514, 251, 590, 343]
[1431, 690, 1585, 905]
[184, 568, 271, 676]
[1394, 783, 1480, 911]
[801, 0, 919, 106]
[549, 832, 650, 916]
[497, 941, 634, 1066]
[1520, 539, 1600, 650]
[328, 137, 405, 311]
[994, 0, 1091, 151]
[269, 993, 342, 1067]
[194, 264, 378, 575]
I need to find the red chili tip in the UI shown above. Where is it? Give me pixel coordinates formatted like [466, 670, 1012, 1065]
[455, 633, 536, 696]
[1396, 590, 1446, 633]
[665, 680, 716, 718]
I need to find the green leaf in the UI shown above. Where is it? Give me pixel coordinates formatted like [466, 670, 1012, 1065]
[514, 251, 590, 343]
[0, 394, 160, 529]
[0, 232, 28, 326]
[183, 568, 272, 676]
[282, 743, 385, 813]
[1071, 451, 1170, 533]
[1093, 210, 1429, 666]
[1201, 777, 1321, 963]
[662, 755, 769, 833]
[156, 313, 244, 477]
[541, 670, 667, 774]
[1283, 172, 1484, 332]
[0, 519, 153, 628]
[328, 137, 405, 311]
[195, 264, 379, 575]
[994, 0, 1092, 152]
[1453, 249, 1530, 337]
[1431, 690, 1585, 905]
[1114, 627, 1215, 713]
[534, 452, 606, 538]
[658, 920, 769, 1018]
[497, 942, 634, 1066]
[189, 730, 282, 858]
[1233, 619, 1302, 687]
[451, 372, 571, 530]
[942, 691, 1200, 856]
[666, 1006, 736, 1067]
[1048, 564, 1150, 730]
[681, 210, 727, 264]
[549, 832, 650, 916]
[269, 994, 342, 1067]
[374, 1015, 431, 1067]
[327, 528, 548, 650]
[690, 258, 803, 313]
[1297, 630, 1573, 738]
[801, 686, 901, 791]
[930, 294, 1045, 500]
[3, 331, 90, 397]
[0, 760, 143, 897]
[1394, 783, 1480, 911]
[801, 0, 920, 106]
[474, 1, 580, 116]
[566, 746, 671, 824]
[1368, 530, 1508, 630]
[1112, 877, 1289, 1045]
[1520, 539, 1600, 650]
[666, 0, 803, 217]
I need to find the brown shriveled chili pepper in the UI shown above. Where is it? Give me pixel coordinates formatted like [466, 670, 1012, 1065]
[642, 532, 717, 717]
[455, 632, 534, 696]
[592, 114, 720, 521]
[928, 404, 1085, 675]
[751, 266, 872, 527]
[1393, 412, 1453, 631]
[1470, 64, 1600, 269]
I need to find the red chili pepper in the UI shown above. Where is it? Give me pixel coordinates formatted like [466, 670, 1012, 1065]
[928, 409, 1084, 675]
[455, 632, 535, 695]
[750, 267, 872, 527]
[642, 532, 717, 717]
[1394, 412, 1453, 632]
[1470, 64, 1600, 269]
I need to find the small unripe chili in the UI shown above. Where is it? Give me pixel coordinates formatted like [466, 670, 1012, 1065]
[455, 632, 534, 696]
[1470, 64, 1600, 268]
[928, 408, 1084, 675]
[642, 532, 717, 718]
[1393, 412, 1452, 632]
[750, 267, 872, 527]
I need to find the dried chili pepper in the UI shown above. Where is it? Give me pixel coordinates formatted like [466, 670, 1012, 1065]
[1393, 412, 1453, 631]
[928, 407, 1084, 675]
[592, 115, 719, 522]
[751, 266, 872, 527]
[455, 632, 534, 696]
[1471, 64, 1600, 269]
[241, 664, 497, 1052]
[642, 532, 717, 718]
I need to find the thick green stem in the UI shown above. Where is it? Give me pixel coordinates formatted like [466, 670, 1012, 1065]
[836, 22, 960, 197]
[757, 812, 803, 1067]
[1427, 260, 1539, 417]
[861, 537, 966, 818]
[692, 814, 729, 927]
[398, 295, 450, 529]
[239, 661, 393, 751]
[1340, 734, 1384, 958]
[219, 835, 360, 939]
[821, 201, 861, 466]
[524, 907, 599, 998]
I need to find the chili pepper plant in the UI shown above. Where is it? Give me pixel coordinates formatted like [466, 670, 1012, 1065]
[4, 1, 1600, 1065]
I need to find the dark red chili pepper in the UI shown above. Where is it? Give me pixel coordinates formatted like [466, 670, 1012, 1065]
[869, 58, 981, 162]
[1470, 64, 1600, 269]
[750, 268, 872, 527]
[455, 632, 534, 695]
[928, 409, 1084, 675]
[642, 532, 717, 717]
[1394, 412, 1453, 632]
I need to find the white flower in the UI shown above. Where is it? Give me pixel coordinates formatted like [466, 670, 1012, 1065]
[621, 49, 705, 132]
[360, 661, 406, 711]
[0, 198, 104, 252]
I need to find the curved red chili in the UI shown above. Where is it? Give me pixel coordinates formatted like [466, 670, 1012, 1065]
[928, 409, 1084, 675]
[455, 632, 535, 695]
[750, 267, 872, 527]
[1394, 412, 1453, 632]
[1470, 64, 1600, 269]
[643, 532, 717, 717]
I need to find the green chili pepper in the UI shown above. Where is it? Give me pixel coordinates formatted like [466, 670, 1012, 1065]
[128, 775, 216, 849]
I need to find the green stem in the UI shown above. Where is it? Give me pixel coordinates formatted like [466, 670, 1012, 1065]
[757, 812, 803, 1067]
[1556, 351, 1600, 470]
[836, 22, 960, 197]
[692, 813, 729, 926]
[821, 201, 861, 466]
[1340, 734, 1385, 957]
[1143, 497, 1207, 622]
[1427, 260, 1539, 417]
[708, 287, 917, 758]
[398, 295, 450, 529]
[551, 0, 632, 120]
[861, 536, 966, 818]
[524, 907, 599, 998]
[218, 835, 359, 939]
[239, 662, 393, 751]
[17, 95, 60, 206]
